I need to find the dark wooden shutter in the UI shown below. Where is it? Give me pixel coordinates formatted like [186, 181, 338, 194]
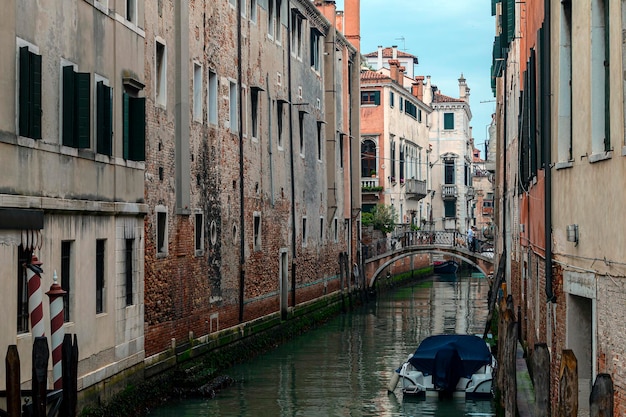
[129, 96, 145, 161]
[62, 66, 76, 147]
[373, 91, 380, 105]
[18, 47, 30, 137]
[97, 82, 113, 156]
[31, 52, 42, 139]
[19, 47, 42, 139]
[76, 72, 91, 148]
[604, 0, 610, 151]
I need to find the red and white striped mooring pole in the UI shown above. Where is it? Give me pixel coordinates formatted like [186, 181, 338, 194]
[46, 270, 66, 390]
[25, 254, 45, 338]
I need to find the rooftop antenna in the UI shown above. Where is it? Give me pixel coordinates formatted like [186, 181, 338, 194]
[394, 36, 406, 51]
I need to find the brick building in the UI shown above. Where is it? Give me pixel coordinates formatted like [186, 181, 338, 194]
[143, 0, 361, 358]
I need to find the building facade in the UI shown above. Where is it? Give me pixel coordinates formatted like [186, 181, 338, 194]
[493, 0, 626, 413]
[143, 0, 361, 360]
[0, 0, 146, 398]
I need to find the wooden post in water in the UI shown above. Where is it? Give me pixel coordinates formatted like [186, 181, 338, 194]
[589, 373, 613, 417]
[6, 345, 21, 417]
[504, 318, 517, 417]
[558, 349, 578, 417]
[60, 334, 79, 417]
[532, 343, 550, 416]
[32, 337, 49, 417]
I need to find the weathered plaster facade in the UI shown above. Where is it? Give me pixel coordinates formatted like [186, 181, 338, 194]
[0, 0, 146, 397]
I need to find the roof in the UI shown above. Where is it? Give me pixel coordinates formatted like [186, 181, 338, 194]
[365, 47, 419, 64]
[360, 70, 390, 82]
[433, 92, 463, 103]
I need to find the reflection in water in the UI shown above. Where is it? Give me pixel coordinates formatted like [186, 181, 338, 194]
[150, 273, 495, 417]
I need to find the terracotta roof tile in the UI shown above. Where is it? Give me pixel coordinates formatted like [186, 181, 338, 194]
[433, 92, 463, 103]
[360, 70, 390, 81]
[364, 47, 418, 64]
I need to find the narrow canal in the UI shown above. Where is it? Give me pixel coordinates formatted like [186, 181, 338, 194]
[150, 270, 495, 416]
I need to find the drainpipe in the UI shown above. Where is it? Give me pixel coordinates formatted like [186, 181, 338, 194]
[287, 1, 297, 308]
[544, 0, 555, 302]
[238, 0, 246, 322]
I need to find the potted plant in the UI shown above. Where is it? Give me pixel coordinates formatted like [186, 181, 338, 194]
[370, 170, 377, 178]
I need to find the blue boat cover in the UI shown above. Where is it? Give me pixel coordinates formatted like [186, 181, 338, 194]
[407, 334, 491, 391]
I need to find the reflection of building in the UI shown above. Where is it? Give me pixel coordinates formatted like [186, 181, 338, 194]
[423, 75, 475, 234]
[360, 47, 431, 226]
[0, 0, 146, 398]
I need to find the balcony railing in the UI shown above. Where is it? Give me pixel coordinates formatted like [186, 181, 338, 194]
[361, 178, 380, 189]
[405, 178, 427, 200]
[441, 184, 457, 199]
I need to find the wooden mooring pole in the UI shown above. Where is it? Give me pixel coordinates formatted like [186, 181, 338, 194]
[531, 343, 550, 416]
[5, 345, 21, 417]
[589, 373, 613, 417]
[32, 337, 49, 417]
[558, 349, 578, 417]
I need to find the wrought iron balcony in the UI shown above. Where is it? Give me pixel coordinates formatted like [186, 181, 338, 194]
[405, 178, 427, 201]
[441, 184, 457, 199]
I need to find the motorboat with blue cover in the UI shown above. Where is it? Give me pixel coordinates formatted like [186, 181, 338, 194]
[387, 334, 494, 398]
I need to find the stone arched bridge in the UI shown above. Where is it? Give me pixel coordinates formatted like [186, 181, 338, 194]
[363, 230, 495, 288]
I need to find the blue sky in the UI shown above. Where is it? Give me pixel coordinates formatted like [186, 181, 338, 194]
[336, 0, 495, 153]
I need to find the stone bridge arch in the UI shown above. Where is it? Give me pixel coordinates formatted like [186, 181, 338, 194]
[365, 247, 494, 289]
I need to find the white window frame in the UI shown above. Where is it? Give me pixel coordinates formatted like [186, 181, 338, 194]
[208, 69, 218, 125]
[155, 39, 167, 108]
[250, 0, 257, 23]
[229, 80, 238, 132]
[126, 0, 137, 25]
[193, 62, 203, 122]
[253, 211, 262, 251]
[156, 205, 168, 258]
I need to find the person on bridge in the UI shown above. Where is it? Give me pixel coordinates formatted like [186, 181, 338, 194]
[467, 226, 475, 252]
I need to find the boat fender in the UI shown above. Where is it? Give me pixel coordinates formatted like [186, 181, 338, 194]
[387, 370, 400, 393]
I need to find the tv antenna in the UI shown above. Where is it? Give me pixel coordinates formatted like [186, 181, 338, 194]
[395, 37, 406, 51]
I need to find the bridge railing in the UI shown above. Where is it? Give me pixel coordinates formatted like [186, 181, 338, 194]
[362, 230, 494, 260]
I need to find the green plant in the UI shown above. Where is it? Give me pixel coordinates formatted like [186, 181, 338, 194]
[361, 185, 383, 192]
[368, 204, 397, 234]
[410, 223, 420, 231]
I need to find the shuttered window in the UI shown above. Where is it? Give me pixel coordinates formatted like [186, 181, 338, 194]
[360, 91, 380, 105]
[96, 81, 113, 156]
[122, 92, 146, 161]
[18, 47, 42, 139]
[62, 66, 91, 148]
[444, 113, 454, 130]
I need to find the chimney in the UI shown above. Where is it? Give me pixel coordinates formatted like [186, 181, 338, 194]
[458, 73, 469, 103]
[423, 76, 433, 105]
[392, 45, 398, 59]
[389, 59, 400, 83]
[377, 45, 383, 70]
[398, 66, 405, 85]
[412, 76, 424, 101]
[344, 0, 361, 52]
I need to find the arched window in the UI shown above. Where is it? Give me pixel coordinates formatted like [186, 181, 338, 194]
[361, 139, 376, 177]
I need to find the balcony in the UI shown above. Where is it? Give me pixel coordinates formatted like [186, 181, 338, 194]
[441, 184, 457, 199]
[466, 186, 475, 199]
[405, 178, 427, 201]
[361, 178, 382, 201]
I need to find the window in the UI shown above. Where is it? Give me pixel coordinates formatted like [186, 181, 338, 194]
[229, 81, 238, 132]
[125, 238, 134, 306]
[277, 100, 284, 148]
[298, 111, 305, 154]
[390, 136, 396, 182]
[360, 91, 380, 105]
[96, 80, 113, 155]
[122, 91, 145, 161]
[17, 245, 29, 333]
[399, 97, 403, 111]
[333, 218, 338, 242]
[319, 217, 324, 241]
[253, 212, 261, 250]
[268, 0, 275, 39]
[361, 139, 376, 177]
[96, 239, 105, 314]
[444, 200, 456, 218]
[195, 213, 204, 254]
[61, 241, 72, 322]
[250, 0, 257, 23]
[291, 11, 303, 59]
[444, 160, 455, 184]
[62, 65, 91, 148]
[18, 46, 42, 139]
[310, 29, 321, 72]
[126, 0, 136, 24]
[405, 100, 417, 118]
[317, 121, 323, 160]
[418, 109, 422, 123]
[251, 88, 259, 139]
[444, 112, 454, 130]
[399, 145, 405, 183]
[338, 133, 344, 169]
[193, 63, 202, 122]
[157, 209, 167, 256]
[208, 70, 218, 125]
[275, 0, 282, 44]
[155, 41, 166, 107]
[389, 91, 394, 107]
[302, 217, 307, 246]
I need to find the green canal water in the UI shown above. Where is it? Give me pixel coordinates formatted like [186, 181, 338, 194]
[150, 272, 495, 417]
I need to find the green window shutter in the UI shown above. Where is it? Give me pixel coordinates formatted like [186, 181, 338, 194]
[19, 47, 31, 137]
[444, 113, 454, 129]
[506, 0, 515, 44]
[373, 91, 380, 105]
[31, 52, 42, 139]
[76, 72, 91, 148]
[96, 82, 105, 153]
[123, 92, 130, 160]
[62, 66, 76, 147]
[129, 96, 145, 161]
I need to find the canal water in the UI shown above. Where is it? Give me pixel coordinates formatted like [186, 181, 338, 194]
[150, 271, 495, 417]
